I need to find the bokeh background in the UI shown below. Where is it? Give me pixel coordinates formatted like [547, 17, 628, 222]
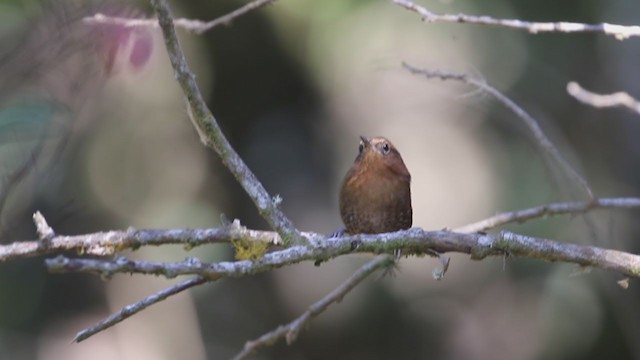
[1, 0, 640, 359]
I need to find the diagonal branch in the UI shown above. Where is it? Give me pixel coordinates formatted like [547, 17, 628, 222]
[232, 255, 394, 360]
[402, 62, 594, 199]
[392, 0, 640, 40]
[83, 0, 278, 34]
[149, 0, 301, 244]
[73, 276, 207, 343]
[46, 229, 640, 279]
[567, 82, 640, 115]
[454, 197, 640, 233]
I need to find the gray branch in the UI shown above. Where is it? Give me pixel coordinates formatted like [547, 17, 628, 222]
[46, 228, 640, 279]
[73, 276, 207, 343]
[232, 255, 395, 360]
[83, 0, 278, 34]
[567, 82, 640, 115]
[393, 0, 640, 40]
[402, 62, 594, 199]
[454, 197, 640, 233]
[4, 197, 640, 263]
[0, 218, 281, 263]
[149, 0, 301, 244]
[29, 197, 640, 346]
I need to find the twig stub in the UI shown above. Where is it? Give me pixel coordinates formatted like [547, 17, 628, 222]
[33, 211, 55, 246]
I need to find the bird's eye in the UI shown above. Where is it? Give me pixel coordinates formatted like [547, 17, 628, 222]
[358, 141, 364, 154]
[382, 143, 390, 154]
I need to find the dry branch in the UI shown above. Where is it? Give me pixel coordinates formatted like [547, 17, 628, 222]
[401, 62, 594, 199]
[3, 197, 638, 264]
[83, 0, 278, 34]
[46, 228, 640, 279]
[29, 199, 640, 353]
[392, 0, 640, 40]
[232, 255, 395, 360]
[0, 219, 281, 263]
[454, 197, 640, 233]
[73, 276, 207, 343]
[567, 82, 640, 115]
[149, 0, 301, 244]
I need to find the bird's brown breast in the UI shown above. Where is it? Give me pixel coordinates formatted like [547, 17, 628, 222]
[339, 158, 412, 234]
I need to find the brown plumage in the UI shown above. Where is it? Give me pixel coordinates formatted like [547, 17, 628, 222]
[339, 136, 412, 234]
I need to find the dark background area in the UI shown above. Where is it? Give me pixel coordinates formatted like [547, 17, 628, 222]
[0, 0, 639, 359]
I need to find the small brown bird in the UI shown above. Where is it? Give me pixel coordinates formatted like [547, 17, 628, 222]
[339, 136, 412, 234]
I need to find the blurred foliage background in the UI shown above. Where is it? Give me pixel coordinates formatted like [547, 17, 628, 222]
[0, 0, 640, 359]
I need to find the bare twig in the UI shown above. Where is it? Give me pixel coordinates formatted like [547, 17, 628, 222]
[46, 229, 640, 279]
[454, 197, 640, 233]
[392, 0, 640, 40]
[233, 255, 394, 360]
[83, 0, 278, 34]
[567, 82, 640, 115]
[33, 211, 54, 244]
[402, 62, 594, 199]
[74, 276, 207, 343]
[0, 218, 281, 263]
[150, 0, 301, 244]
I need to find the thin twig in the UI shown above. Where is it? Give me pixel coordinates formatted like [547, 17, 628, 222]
[83, 0, 278, 34]
[74, 276, 207, 343]
[454, 197, 640, 233]
[567, 82, 640, 115]
[233, 255, 394, 360]
[150, 0, 301, 244]
[46, 228, 640, 279]
[402, 62, 594, 199]
[392, 0, 640, 40]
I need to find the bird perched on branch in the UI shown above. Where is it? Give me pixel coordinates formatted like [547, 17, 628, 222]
[339, 136, 412, 235]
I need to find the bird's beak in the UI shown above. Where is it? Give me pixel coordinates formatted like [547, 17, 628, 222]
[359, 136, 370, 145]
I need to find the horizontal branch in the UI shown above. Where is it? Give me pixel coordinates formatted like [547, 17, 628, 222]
[454, 197, 640, 233]
[46, 228, 640, 278]
[567, 82, 640, 115]
[4, 197, 640, 263]
[0, 219, 281, 263]
[233, 255, 394, 360]
[392, 0, 640, 40]
[83, 0, 278, 34]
